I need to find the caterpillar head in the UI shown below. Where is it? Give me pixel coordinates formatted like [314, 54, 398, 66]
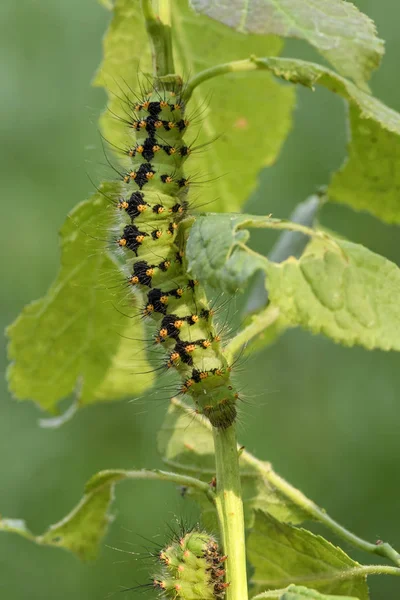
[154, 529, 228, 599]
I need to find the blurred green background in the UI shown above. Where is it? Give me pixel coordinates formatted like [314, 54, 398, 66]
[1, 0, 399, 598]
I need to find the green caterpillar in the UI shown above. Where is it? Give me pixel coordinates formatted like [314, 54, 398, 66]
[114, 83, 238, 429]
[154, 528, 228, 599]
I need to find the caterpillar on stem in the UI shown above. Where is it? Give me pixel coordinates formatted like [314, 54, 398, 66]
[111, 81, 240, 430]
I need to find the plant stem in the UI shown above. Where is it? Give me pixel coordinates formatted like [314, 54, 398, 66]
[171, 398, 400, 568]
[183, 59, 258, 100]
[142, 0, 174, 79]
[213, 425, 249, 600]
[224, 305, 280, 363]
[244, 454, 400, 567]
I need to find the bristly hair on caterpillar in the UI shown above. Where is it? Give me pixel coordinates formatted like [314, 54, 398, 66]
[107, 79, 241, 430]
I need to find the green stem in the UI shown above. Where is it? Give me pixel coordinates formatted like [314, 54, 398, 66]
[224, 305, 280, 363]
[244, 454, 400, 567]
[250, 564, 400, 598]
[171, 398, 400, 568]
[123, 468, 215, 504]
[142, 0, 175, 79]
[183, 59, 258, 100]
[213, 425, 248, 600]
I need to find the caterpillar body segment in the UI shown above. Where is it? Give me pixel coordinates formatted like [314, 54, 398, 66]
[115, 88, 238, 429]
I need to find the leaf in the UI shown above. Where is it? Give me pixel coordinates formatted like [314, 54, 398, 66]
[188, 212, 400, 351]
[186, 214, 268, 293]
[158, 398, 309, 530]
[248, 512, 369, 599]
[329, 105, 400, 224]
[242, 194, 322, 351]
[253, 584, 359, 599]
[173, 2, 295, 212]
[7, 183, 154, 413]
[251, 57, 400, 224]
[190, 0, 384, 87]
[265, 236, 400, 351]
[93, 0, 151, 149]
[0, 478, 114, 560]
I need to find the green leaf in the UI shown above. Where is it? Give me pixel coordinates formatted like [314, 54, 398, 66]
[93, 0, 151, 148]
[174, 2, 295, 212]
[252, 584, 359, 599]
[186, 213, 268, 293]
[7, 183, 154, 413]
[251, 57, 400, 224]
[188, 212, 400, 351]
[329, 105, 400, 224]
[190, 0, 384, 87]
[0, 477, 114, 560]
[248, 512, 369, 599]
[265, 236, 400, 351]
[158, 398, 308, 530]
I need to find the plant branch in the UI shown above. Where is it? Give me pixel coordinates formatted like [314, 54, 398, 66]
[213, 426, 249, 600]
[171, 398, 400, 568]
[250, 564, 400, 598]
[141, 0, 174, 79]
[123, 468, 215, 504]
[224, 305, 280, 363]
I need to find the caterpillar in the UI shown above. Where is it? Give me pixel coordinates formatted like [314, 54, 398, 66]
[153, 527, 228, 599]
[113, 83, 239, 429]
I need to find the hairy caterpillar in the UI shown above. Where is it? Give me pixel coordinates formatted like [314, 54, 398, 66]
[112, 83, 239, 429]
[152, 528, 228, 599]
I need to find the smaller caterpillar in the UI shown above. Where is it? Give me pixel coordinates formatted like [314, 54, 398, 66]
[153, 528, 228, 599]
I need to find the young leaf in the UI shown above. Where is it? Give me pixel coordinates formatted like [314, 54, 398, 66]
[248, 512, 369, 599]
[7, 183, 154, 413]
[190, 0, 384, 87]
[251, 57, 400, 224]
[252, 584, 359, 599]
[158, 398, 309, 529]
[173, 1, 295, 212]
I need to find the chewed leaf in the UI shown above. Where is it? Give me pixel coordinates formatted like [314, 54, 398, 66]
[158, 398, 309, 529]
[251, 57, 400, 224]
[0, 479, 114, 561]
[248, 512, 369, 599]
[7, 183, 154, 413]
[190, 0, 384, 87]
[253, 585, 360, 599]
[173, 2, 294, 212]
[265, 237, 400, 351]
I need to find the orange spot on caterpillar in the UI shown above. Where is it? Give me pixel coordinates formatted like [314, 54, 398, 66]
[129, 171, 137, 180]
[129, 276, 139, 285]
[190, 314, 199, 323]
[155, 120, 163, 128]
[144, 304, 154, 315]
[146, 268, 155, 277]
[152, 144, 161, 153]
[185, 344, 196, 353]
[174, 103, 182, 110]
[167, 121, 175, 129]
[142, 101, 150, 110]
[145, 171, 154, 180]
[159, 328, 168, 338]
[161, 295, 169, 304]
[117, 238, 127, 247]
[118, 200, 129, 210]
[160, 100, 168, 108]
[136, 145, 144, 154]
[201, 340, 211, 349]
[174, 320, 184, 329]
